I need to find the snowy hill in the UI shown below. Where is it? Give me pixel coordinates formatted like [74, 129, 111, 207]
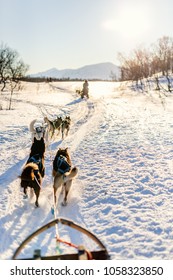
[31, 62, 120, 80]
[1, 80, 173, 261]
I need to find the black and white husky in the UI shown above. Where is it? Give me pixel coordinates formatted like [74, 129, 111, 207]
[29, 118, 49, 144]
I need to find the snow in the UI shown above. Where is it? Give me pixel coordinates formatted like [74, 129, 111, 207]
[1, 80, 173, 260]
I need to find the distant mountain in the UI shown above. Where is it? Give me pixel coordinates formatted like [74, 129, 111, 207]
[30, 62, 120, 80]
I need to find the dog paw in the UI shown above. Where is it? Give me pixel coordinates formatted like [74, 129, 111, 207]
[61, 201, 67, 206]
[35, 202, 39, 208]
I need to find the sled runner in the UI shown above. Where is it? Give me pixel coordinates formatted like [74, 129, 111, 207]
[12, 218, 109, 260]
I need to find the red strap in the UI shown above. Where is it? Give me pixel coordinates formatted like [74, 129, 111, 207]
[56, 236, 78, 249]
[56, 236, 93, 259]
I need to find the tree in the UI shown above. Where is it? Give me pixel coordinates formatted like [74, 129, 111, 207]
[110, 70, 117, 81]
[117, 36, 173, 92]
[117, 48, 150, 84]
[151, 36, 173, 76]
[0, 43, 29, 109]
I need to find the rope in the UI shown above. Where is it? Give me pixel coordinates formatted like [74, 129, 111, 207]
[56, 237, 78, 249]
[46, 137, 62, 254]
[56, 237, 93, 260]
[34, 174, 42, 189]
[52, 193, 61, 252]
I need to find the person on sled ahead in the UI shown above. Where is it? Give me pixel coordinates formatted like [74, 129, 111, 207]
[81, 80, 89, 98]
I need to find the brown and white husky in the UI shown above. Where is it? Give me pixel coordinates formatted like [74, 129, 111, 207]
[20, 137, 45, 207]
[52, 147, 78, 206]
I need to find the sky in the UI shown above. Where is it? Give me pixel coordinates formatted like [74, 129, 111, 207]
[0, 0, 173, 74]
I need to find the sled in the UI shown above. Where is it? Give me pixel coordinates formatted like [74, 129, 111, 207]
[76, 89, 89, 99]
[12, 218, 109, 260]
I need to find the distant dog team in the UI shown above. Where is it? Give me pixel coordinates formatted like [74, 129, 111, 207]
[44, 115, 71, 139]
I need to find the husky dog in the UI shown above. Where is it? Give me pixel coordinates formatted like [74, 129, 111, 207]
[76, 89, 82, 95]
[61, 116, 71, 139]
[29, 118, 48, 143]
[52, 147, 78, 206]
[20, 137, 45, 207]
[44, 116, 62, 138]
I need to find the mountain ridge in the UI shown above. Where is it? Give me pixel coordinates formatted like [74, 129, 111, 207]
[30, 62, 120, 80]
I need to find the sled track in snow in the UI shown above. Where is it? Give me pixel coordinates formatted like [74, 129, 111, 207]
[0, 88, 106, 259]
[73, 100, 95, 130]
[62, 98, 105, 154]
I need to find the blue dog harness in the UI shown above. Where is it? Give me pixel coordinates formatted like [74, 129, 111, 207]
[28, 154, 42, 171]
[56, 155, 71, 174]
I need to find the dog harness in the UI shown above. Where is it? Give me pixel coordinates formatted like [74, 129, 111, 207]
[28, 154, 42, 171]
[55, 155, 71, 174]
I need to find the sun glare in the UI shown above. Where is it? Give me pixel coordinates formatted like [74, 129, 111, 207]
[102, 5, 150, 40]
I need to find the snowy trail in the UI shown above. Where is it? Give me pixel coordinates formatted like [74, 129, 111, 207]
[1, 81, 173, 259]
[0, 82, 106, 259]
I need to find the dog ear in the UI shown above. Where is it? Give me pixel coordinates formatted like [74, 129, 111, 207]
[57, 148, 62, 154]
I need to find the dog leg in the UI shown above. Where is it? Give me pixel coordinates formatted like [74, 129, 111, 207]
[53, 175, 63, 205]
[60, 184, 64, 195]
[23, 187, 28, 199]
[33, 185, 40, 207]
[30, 188, 34, 198]
[41, 167, 45, 178]
[62, 180, 72, 206]
[61, 127, 64, 140]
[53, 186, 57, 204]
[21, 181, 28, 198]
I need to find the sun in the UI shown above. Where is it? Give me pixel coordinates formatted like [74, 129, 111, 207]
[102, 5, 150, 40]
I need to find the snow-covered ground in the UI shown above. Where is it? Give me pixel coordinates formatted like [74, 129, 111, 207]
[1, 80, 173, 260]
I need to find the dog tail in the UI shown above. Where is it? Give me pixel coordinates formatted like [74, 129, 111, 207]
[20, 163, 37, 182]
[64, 167, 78, 182]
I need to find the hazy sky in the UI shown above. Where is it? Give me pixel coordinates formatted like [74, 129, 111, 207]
[0, 0, 173, 74]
